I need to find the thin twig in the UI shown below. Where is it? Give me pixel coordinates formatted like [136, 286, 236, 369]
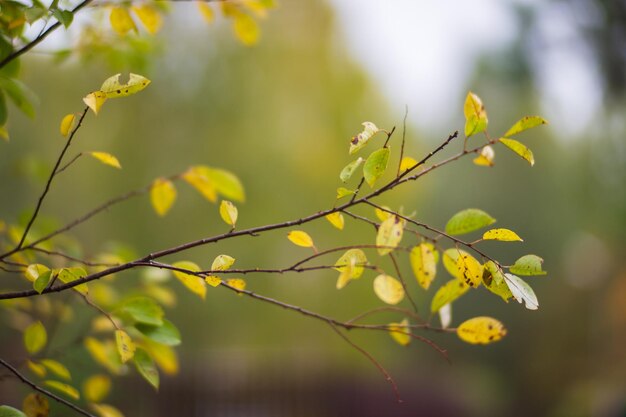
[397, 105, 408, 177]
[388, 252, 418, 313]
[0, 358, 97, 417]
[28, 247, 120, 267]
[346, 306, 423, 325]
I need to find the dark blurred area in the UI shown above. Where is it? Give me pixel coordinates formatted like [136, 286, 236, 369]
[1, 1, 625, 416]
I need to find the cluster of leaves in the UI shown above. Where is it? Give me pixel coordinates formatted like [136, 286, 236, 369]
[0, 0, 275, 139]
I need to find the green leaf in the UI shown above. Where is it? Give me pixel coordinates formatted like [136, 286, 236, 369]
[57, 267, 88, 295]
[445, 208, 495, 235]
[0, 77, 37, 118]
[430, 279, 469, 313]
[509, 254, 547, 276]
[24, 321, 47, 355]
[499, 138, 534, 166]
[43, 380, 80, 400]
[25, 5, 47, 23]
[504, 116, 547, 138]
[117, 297, 164, 326]
[363, 147, 390, 187]
[349, 121, 380, 154]
[0, 405, 27, 417]
[51, 8, 74, 28]
[410, 243, 438, 290]
[135, 319, 181, 346]
[339, 157, 364, 182]
[24, 263, 50, 282]
[133, 348, 159, 390]
[464, 92, 488, 137]
[33, 270, 51, 294]
[504, 273, 539, 310]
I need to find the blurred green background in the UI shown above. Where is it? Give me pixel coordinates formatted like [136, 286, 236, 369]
[1, 1, 625, 416]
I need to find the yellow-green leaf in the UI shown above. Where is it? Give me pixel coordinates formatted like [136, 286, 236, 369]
[504, 273, 539, 310]
[135, 319, 181, 346]
[483, 261, 513, 302]
[226, 278, 246, 292]
[430, 279, 469, 313]
[457, 316, 506, 345]
[100, 73, 151, 98]
[504, 116, 548, 138]
[24, 264, 49, 283]
[363, 147, 390, 187]
[60, 113, 75, 137]
[399, 156, 417, 172]
[26, 360, 46, 378]
[287, 230, 314, 248]
[445, 208, 495, 235]
[83, 374, 111, 403]
[0, 126, 9, 142]
[89, 152, 121, 169]
[336, 187, 355, 199]
[22, 392, 49, 417]
[473, 145, 495, 167]
[339, 157, 364, 182]
[509, 254, 546, 276]
[40, 359, 71, 380]
[203, 167, 245, 202]
[373, 274, 405, 305]
[109, 7, 136, 36]
[464, 91, 488, 137]
[233, 13, 259, 46]
[325, 212, 344, 230]
[482, 228, 522, 242]
[114, 330, 135, 363]
[24, 321, 47, 355]
[349, 121, 380, 154]
[219, 200, 238, 227]
[388, 318, 411, 346]
[0, 406, 26, 417]
[182, 166, 217, 203]
[90, 404, 124, 417]
[334, 249, 367, 288]
[57, 267, 88, 295]
[82, 91, 107, 115]
[84, 338, 123, 375]
[43, 381, 80, 400]
[376, 215, 404, 255]
[499, 138, 534, 166]
[197, 2, 214, 22]
[142, 339, 178, 375]
[211, 254, 235, 271]
[150, 178, 176, 217]
[133, 348, 159, 390]
[132, 4, 162, 34]
[171, 261, 206, 300]
[410, 243, 438, 290]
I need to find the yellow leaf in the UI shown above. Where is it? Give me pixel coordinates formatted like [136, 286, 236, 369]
[499, 138, 535, 166]
[60, 113, 75, 137]
[374, 206, 392, 222]
[399, 156, 418, 172]
[504, 116, 548, 138]
[83, 91, 107, 115]
[110, 7, 136, 36]
[182, 166, 217, 203]
[219, 200, 238, 227]
[287, 230, 314, 248]
[44, 380, 80, 400]
[171, 261, 206, 300]
[84, 338, 123, 375]
[325, 212, 344, 230]
[336, 187, 355, 199]
[83, 374, 111, 403]
[473, 145, 495, 167]
[211, 254, 235, 271]
[226, 278, 246, 292]
[24, 321, 47, 355]
[464, 91, 488, 137]
[143, 339, 178, 375]
[410, 243, 438, 290]
[26, 360, 46, 378]
[333, 249, 367, 280]
[376, 215, 404, 256]
[100, 73, 151, 98]
[89, 152, 121, 169]
[457, 316, 507, 345]
[22, 393, 49, 417]
[132, 4, 162, 34]
[205, 276, 222, 287]
[40, 359, 71, 380]
[197, 1, 214, 22]
[373, 274, 405, 305]
[335, 259, 354, 289]
[0, 125, 9, 141]
[150, 178, 176, 216]
[90, 403, 125, 417]
[233, 13, 259, 46]
[114, 330, 136, 363]
[388, 318, 411, 346]
[482, 228, 523, 242]
[455, 251, 483, 288]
